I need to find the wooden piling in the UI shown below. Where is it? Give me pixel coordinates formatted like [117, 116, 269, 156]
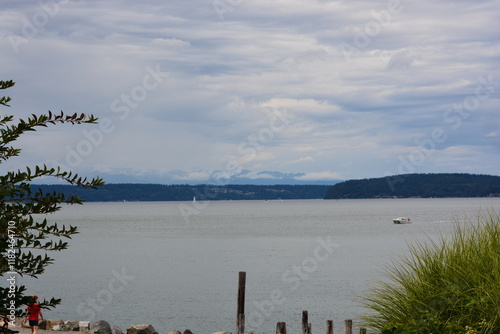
[326, 320, 333, 334]
[237, 314, 245, 334]
[236, 271, 246, 334]
[302, 311, 308, 334]
[344, 320, 352, 334]
[276, 322, 287, 334]
[359, 328, 367, 334]
[308, 323, 312, 334]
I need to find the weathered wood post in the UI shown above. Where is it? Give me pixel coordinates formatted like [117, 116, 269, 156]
[326, 320, 333, 334]
[237, 314, 245, 334]
[236, 271, 246, 334]
[308, 323, 312, 334]
[276, 322, 287, 334]
[302, 311, 308, 334]
[344, 320, 352, 334]
[359, 328, 367, 334]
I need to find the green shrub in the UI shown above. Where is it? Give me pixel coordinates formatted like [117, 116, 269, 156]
[361, 212, 500, 334]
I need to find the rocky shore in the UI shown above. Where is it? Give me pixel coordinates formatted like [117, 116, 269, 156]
[9, 319, 232, 334]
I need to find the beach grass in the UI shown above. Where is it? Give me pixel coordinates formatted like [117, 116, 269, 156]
[361, 212, 500, 334]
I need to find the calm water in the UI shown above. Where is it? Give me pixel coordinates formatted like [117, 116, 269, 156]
[15, 198, 500, 333]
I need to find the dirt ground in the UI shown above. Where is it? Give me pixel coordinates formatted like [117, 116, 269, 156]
[9, 326, 81, 334]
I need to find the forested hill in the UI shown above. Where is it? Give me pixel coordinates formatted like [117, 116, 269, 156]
[33, 184, 331, 202]
[324, 173, 500, 199]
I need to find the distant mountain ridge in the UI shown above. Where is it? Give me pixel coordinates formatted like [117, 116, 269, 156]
[78, 170, 340, 185]
[324, 173, 500, 199]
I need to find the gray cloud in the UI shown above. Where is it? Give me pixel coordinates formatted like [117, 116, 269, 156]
[1, 0, 499, 183]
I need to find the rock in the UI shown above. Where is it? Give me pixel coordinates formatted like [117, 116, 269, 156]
[37, 320, 47, 330]
[48, 319, 64, 330]
[90, 320, 112, 334]
[14, 317, 25, 327]
[166, 331, 181, 334]
[112, 326, 123, 334]
[182, 330, 193, 334]
[79, 321, 91, 331]
[212, 332, 232, 334]
[127, 324, 158, 334]
[63, 320, 80, 331]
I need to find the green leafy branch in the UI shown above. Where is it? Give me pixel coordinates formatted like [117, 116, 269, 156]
[0, 79, 104, 316]
[0, 111, 99, 162]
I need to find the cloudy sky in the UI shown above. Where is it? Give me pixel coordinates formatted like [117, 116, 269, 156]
[1, 0, 499, 184]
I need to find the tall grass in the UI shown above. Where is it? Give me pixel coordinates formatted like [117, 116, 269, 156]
[361, 212, 500, 334]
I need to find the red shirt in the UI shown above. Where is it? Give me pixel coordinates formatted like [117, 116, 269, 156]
[26, 304, 41, 321]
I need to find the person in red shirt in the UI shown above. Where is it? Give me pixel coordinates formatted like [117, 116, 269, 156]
[24, 296, 44, 334]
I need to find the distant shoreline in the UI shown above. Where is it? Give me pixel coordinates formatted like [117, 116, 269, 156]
[32, 184, 332, 202]
[30, 173, 500, 202]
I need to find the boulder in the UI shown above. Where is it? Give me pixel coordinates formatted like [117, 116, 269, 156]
[48, 319, 64, 330]
[112, 326, 123, 334]
[127, 324, 158, 334]
[166, 331, 181, 334]
[37, 320, 46, 330]
[182, 330, 193, 334]
[63, 320, 80, 331]
[79, 321, 91, 331]
[90, 320, 112, 334]
[14, 317, 25, 327]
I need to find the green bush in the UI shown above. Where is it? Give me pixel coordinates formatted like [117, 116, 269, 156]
[361, 212, 500, 334]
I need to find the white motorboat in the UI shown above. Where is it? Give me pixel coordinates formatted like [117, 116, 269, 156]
[393, 217, 411, 224]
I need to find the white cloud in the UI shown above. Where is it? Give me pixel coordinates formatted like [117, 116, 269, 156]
[170, 170, 212, 181]
[295, 171, 343, 181]
[486, 131, 499, 138]
[150, 38, 190, 49]
[261, 98, 341, 116]
[288, 156, 314, 164]
[238, 171, 276, 180]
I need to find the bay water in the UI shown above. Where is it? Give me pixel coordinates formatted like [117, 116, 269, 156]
[16, 198, 500, 333]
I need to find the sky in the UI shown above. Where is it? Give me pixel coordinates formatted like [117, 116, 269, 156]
[1, 0, 499, 185]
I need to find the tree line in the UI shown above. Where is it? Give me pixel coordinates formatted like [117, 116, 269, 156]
[324, 173, 500, 199]
[33, 184, 332, 201]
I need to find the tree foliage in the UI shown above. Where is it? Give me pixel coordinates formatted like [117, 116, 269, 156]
[325, 173, 500, 199]
[0, 80, 104, 318]
[32, 184, 331, 202]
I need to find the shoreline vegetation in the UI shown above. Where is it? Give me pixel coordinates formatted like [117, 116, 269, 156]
[31, 173, 500, 202]
[361, 212, 500, 333]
